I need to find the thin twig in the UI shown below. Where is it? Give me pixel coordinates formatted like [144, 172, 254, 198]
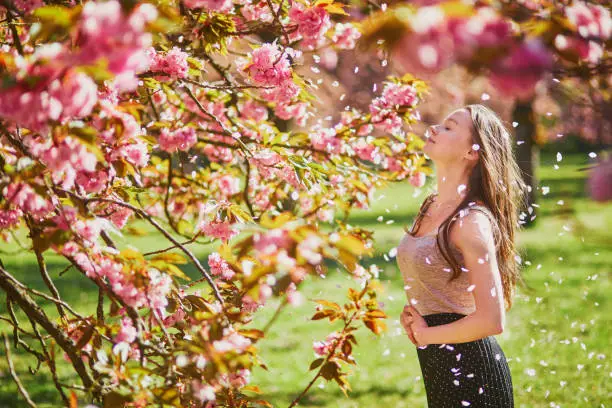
[28, 217, 67, 321]
[142, 234, 205, 257]
[3, 332, 38, 407]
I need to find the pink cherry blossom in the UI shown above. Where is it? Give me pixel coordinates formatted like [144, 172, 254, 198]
[313, 332, 343, 357]
[250, 149, 282, 167]
[449, 8, 512, 61]
[331, 23, 361, 50]
[55, 70, 99, 120]
[489, 38, 553, 101]
[115, 141, 150, 168]
[147, 269, 172, 310]
[163, 308, 186, 327]
[253, 228, 292, 256]
[202, 144, 235, 163]
[259, 283, 273, 305]
[554, 34, 604, 64]
[23, 135, 97, 190]
[115, 317, 138, 343]
[241, 1, 274, 23]
[240, 100, 269, 122]
[310, 126, 343, 154]
[0, 69, 98, 132]
[2, 182, 54, 221]
[75, 0, 157, 92]
[260, 81, 301, 104]
[198, 220, 238, 242]
[0, 209, 22, 229]
[273, 102, 309, 126]
[565, 1, 611, 40]
[241, 43, 293, 87]
[147, 46, 189, 81]
[213, 175, 241, 197]
[318, 47, 338, 70]
[208, 252, 236, 280]
[393, 27, 455, 78]
[91, 202, 134, 230]
[383, 156, 405, 174]
[10, 0, 43, 13]
[369, 83, 418, 134]
[288, 3, 332, 49]
[76, 169, 110, 194]
[219, 368, 251, 388]
[353, 139, 380, 163]
[183, 0, 233, 12]
[158, 126, 197, 152]
[241, 294, 261, 313]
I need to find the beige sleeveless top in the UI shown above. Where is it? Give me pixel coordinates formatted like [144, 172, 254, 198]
[396, 204, 493, 316]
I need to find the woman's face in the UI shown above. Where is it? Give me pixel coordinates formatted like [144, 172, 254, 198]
[423, 108, 478, 166]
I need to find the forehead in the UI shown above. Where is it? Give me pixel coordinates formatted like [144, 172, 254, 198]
[444, 109, 470, 127]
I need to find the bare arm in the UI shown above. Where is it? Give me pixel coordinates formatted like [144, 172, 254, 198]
[415, 210, 506, 345]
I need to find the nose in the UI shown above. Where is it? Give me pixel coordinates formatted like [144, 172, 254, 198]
[428, 125, 439, 136]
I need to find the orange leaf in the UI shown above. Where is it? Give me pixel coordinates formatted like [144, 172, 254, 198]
[365, 310, 388, 319]
[69, 391, 78, 408]
[313, 299, 342, 311]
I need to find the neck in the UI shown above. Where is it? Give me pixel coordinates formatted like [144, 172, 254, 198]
[434, 162, 472, 204]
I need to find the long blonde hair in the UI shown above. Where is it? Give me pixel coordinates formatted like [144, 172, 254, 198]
[405, 104, 529, 311]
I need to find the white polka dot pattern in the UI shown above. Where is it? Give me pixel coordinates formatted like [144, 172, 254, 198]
[415, 313, 514, 407]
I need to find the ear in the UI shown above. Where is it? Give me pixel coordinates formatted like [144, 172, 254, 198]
[464, 146, 479, 163]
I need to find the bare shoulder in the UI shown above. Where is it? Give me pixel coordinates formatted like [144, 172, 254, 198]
[449, 205, 496, 253]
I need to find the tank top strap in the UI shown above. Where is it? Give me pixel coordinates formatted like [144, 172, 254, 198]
[464, 204, 494, 220]
[407, 192, 438, 234]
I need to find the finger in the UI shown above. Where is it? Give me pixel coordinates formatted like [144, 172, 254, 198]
[406, 326, 417, 345]
[400, 317, 414, 340]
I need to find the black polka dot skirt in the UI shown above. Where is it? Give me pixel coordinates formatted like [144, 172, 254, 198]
[415, 313, 514, 408]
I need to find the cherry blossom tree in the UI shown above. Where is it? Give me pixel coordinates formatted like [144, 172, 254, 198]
[0, 0, 431, 406]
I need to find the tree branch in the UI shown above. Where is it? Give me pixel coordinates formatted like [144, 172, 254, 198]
[0, 266, 96, 393]
[70, 193, 225, 306]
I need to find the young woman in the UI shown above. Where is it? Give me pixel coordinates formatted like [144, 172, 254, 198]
[396, 104, 528, 407]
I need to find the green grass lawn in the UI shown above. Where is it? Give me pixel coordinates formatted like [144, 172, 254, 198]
[1, 151, 610, 407]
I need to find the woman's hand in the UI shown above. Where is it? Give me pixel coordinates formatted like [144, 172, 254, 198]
[400, 306, 417, 345]
[400, 305, 429, 347]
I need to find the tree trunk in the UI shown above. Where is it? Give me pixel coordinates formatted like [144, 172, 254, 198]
[512, 99, 539, 227]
